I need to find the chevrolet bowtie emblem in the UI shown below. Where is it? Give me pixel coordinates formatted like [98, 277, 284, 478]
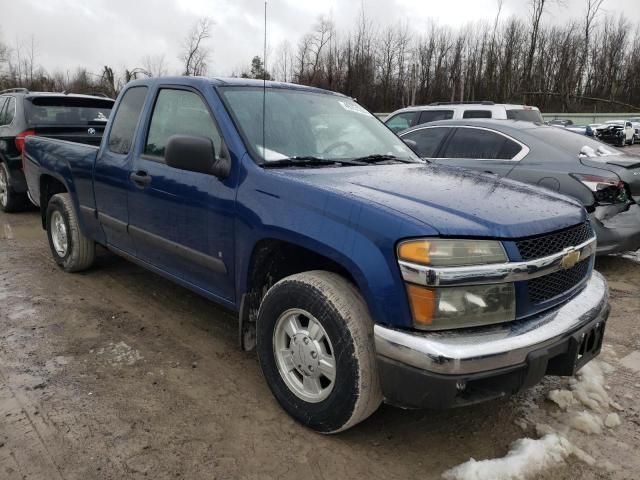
[561, 249, 580, 270]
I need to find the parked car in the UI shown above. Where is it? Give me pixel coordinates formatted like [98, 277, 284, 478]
[593, 120, 635, 147]
[23, 77, 608, 433]
[384, 102, 543, 133]
[398, 119, 640, 255]
[0, 88, 114, 212]
[628, 118, 640, 140]
[548, 119, 573, 127]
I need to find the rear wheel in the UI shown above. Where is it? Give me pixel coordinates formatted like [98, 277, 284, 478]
[256, 271, 382, 433]
[0, 162, 27, 213]
[46, 193, 95, 272]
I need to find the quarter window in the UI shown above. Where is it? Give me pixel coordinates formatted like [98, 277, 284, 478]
[0, 97, 9, 125]
[401, 127, 450, 158]
[442, 128, 522, 160]
[3, 97, 16, 125]
[385, 112, 416, 133]
[145, 89, 222, 159]
[108, 86, 148, 155]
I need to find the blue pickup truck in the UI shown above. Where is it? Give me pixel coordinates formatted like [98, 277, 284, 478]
[23, 77, 609, 433]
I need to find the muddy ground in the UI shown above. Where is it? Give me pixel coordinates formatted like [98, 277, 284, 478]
[1, 207, 639, 480]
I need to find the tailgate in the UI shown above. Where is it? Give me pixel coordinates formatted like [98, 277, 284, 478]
[32, 125, 106, 146]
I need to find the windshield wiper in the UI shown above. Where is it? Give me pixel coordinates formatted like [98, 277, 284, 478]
[263, 156, 365, 168]
[348, 154, 418, 164]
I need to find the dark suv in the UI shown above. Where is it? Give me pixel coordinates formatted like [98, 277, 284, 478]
[0, 88, 114, 212]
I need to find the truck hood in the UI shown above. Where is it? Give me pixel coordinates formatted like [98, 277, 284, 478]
[283, 164, 585, 238]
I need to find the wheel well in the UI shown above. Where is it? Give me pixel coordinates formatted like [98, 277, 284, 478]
[39, 175, 67, 229]
[239, 239, 356, 350]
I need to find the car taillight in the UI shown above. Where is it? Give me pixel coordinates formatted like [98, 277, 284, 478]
[570, 173, 629, 205]
[15, 129, 35, 153]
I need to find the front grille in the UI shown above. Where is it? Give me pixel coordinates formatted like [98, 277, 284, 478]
[516, 222, 593, 260]
[528, 259, 590, 304]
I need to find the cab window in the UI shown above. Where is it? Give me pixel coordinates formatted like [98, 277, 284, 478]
[145, 89, 222, 160]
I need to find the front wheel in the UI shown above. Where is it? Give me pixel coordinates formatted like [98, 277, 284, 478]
[46, 193, 95, 272]
[257, 271, 382, 433]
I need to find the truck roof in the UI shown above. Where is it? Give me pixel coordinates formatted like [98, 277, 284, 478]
[125, 76, 346, 97]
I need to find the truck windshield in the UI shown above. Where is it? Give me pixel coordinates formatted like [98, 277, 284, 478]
[219, 86, 419, 165]
[25, 96, 114, 126]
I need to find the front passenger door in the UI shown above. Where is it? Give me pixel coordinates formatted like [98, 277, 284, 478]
[127, 87, 236, 303]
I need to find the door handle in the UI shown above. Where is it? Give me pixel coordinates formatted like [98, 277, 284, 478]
[483, 170, 495, 174]
[130, 170, 152, 188]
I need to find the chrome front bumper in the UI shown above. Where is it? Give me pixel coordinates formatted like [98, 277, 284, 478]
[374, 271, 609, 376]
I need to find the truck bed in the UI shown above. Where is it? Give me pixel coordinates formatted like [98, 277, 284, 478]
[23, 136, 99, 211]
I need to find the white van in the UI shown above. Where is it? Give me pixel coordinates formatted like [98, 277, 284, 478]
[384, 102, 543, 133]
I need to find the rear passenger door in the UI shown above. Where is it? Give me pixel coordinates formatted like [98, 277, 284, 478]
[434, 127, 527, 177]
[127, 86, 236, 303]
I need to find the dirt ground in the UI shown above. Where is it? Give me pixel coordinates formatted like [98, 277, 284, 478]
[1, 207, 639, 480]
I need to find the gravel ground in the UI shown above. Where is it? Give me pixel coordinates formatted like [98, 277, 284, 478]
[1, 208, 639, 480]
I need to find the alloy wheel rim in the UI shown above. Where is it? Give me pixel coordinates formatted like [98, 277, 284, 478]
[50, 211, 69, 257]
[273, 308, 336, 403]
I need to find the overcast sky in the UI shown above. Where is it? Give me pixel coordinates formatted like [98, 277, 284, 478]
[1, 0, 638, 78]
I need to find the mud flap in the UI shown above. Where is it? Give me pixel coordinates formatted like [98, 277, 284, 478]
[238, 293, 257, 351]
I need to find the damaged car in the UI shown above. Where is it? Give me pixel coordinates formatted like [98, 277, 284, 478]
[398, 119, 640, 255]
[593, 120, 635, 147]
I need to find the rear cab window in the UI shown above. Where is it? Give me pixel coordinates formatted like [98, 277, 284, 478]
[25, 96, 113, 126]
[144, 88, 223, 160]
[108, 87, 148, 155]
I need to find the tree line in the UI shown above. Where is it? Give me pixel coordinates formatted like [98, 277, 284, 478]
[1, 0, 639, 113]
[270, 0, 640, 113]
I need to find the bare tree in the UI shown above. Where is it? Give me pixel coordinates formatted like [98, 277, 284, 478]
[143, 54, 168, 77]
[180, 18, 213, 76]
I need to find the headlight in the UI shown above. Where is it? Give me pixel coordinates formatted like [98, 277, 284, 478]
[397, 239, 507, 266]
[398, 239, 514, 330]
[406, 283, 516, 330]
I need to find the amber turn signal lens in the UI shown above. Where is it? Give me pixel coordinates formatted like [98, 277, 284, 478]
[398, 240, 431, 265]
[405, 284, 435, 326]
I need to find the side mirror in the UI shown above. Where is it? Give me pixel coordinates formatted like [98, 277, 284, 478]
[402, 138, 418, 153]
[165, 134, 230, 178]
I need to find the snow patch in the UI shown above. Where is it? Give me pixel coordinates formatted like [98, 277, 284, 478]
[547, 389, 574, 410]
[97, 341, 143, 366]
[604, 413, 621, 428]
[441, 434, 573, 480]
[569, 411, 603, 435]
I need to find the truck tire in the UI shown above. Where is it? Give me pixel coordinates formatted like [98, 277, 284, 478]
[46, 193, 95, 272]
[256, 270, 382, 433]
[0, 162, 27, 213]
